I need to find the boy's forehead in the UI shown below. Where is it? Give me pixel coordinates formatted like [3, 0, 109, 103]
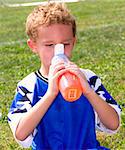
[37, 24, 73, 37]
[36, 24, 74, 44]
[38, 24, 72, 31]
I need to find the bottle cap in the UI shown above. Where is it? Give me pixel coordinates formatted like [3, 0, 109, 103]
[54, 44, 64, 55]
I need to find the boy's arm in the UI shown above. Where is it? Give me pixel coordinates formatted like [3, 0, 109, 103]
[8, 73, 38, 148]
[8, 83, 56, 148]
[8, 63, 67, 147]
[95, 104, 121, 134]
[81, 69, 121, 133]
[66, 64, 121, 132]
[15, 91, 56, 141]
[15, 64, 67, 141]
[85, 89, 120, 131]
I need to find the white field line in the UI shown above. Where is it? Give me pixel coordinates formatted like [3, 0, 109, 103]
[5, 0, 84, 7]
[83, 22, 120, 30]
[0, 39, 26, 46]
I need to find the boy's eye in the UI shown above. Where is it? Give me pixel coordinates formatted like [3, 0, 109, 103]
[45, 44, 54, 47]
[45, 43, 70, 47]
[64, 43, 70, 46]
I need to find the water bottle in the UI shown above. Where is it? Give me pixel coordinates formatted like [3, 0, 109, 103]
[51, 44, 82, 102]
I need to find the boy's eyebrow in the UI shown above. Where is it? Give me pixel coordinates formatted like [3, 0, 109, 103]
[42, 39, 73, 44]
[63, 39, 73, 42]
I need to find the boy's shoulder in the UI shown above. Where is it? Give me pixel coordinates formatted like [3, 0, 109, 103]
[17, 72, 37, 92]
[80, 68, 97, 80]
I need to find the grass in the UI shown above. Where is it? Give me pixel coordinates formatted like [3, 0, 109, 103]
[0, 0, 125, 149]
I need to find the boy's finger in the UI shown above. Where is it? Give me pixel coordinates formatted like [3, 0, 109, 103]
[54, 69, 67, 79]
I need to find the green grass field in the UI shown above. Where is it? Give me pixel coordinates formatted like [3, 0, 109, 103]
[0, 0, 125, 149]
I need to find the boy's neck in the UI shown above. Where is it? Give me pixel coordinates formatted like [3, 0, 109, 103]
[39, 66, 49, 79]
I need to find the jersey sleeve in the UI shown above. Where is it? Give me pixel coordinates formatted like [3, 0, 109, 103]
[8, 73, 37, 148]
[81, 69, 122, 134]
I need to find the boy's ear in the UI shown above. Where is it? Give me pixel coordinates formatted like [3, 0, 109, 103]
[73, 36, 77, 46]
[74, 36, 77, 45]
[27, 39, 37, 53]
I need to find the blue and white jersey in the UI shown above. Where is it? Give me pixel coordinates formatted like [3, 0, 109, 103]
[8, 69, 121, 149]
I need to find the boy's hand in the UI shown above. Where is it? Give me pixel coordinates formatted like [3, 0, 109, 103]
[48, 61, 93, 98]
[47, 61, 67, 97]
[64, 62, 93, 96]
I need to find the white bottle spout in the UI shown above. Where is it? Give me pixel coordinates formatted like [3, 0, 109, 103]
[54, 44, 64, 55]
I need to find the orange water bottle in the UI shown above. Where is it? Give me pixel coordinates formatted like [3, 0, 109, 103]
[52, 44, 82, 102]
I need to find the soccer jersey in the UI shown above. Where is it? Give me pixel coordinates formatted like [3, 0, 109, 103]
[8, 69, 121, 149]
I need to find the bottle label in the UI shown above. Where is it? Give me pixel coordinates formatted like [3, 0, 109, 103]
[68, 89, 77, 99]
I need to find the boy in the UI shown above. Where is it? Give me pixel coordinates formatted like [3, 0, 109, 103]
[8, 2, 121, 150]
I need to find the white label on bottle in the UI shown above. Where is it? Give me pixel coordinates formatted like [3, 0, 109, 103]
[68, 89, 77, 99]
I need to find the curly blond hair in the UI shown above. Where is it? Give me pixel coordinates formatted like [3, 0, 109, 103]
[26, 2, 76, 41]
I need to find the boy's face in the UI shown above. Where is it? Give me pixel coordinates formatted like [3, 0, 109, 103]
[28, 24, 76, 73]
